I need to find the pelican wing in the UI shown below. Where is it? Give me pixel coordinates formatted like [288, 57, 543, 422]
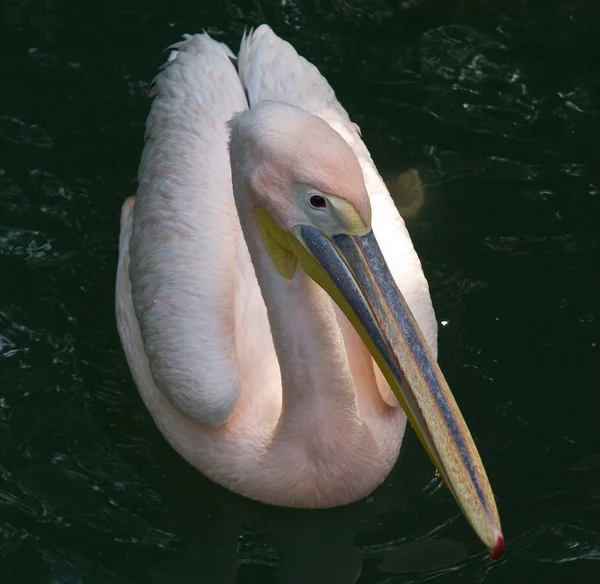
[126, 35, 247, 427]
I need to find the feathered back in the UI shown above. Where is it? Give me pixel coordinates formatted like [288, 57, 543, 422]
[129, 35, 247, 427]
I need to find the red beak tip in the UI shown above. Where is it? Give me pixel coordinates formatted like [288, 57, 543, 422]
[490, 535, 505, 561]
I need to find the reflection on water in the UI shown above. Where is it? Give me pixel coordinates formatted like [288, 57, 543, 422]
[1, 0, 599, 582]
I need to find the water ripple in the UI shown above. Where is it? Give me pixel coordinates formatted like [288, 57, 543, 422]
[0, 116, 52, 149]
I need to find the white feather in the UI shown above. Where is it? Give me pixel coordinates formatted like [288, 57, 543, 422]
[129, 34, 248, 427]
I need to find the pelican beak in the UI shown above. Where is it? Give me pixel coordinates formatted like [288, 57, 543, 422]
[294, 225, 504, 560]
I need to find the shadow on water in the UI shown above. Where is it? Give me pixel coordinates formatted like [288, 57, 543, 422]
[132, 418, 471, 584]
[1, 0, 600, 582]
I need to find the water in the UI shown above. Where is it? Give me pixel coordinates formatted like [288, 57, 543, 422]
[1, 0, 599, 582]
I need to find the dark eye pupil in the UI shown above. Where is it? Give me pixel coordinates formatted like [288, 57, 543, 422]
[309, 195, 327, 209]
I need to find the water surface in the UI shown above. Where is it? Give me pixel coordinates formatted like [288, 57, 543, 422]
[1, 0, 599, 582]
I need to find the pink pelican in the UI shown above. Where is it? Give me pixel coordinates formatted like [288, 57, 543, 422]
[116, 25, 503, 558]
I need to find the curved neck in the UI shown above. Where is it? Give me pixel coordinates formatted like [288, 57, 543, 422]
[267, 259, 360, 420]
[233, 197, 361, 434]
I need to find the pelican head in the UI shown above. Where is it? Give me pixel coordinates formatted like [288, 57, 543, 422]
[228, 101, 503, 558]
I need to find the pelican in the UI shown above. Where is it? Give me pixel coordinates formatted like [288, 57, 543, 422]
[116, 25, 504, 558]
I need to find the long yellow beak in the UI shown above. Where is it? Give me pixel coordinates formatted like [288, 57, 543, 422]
[293, 225, 504, 560]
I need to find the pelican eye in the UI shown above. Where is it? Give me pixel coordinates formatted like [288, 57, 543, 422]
[309, 194, 327, 209]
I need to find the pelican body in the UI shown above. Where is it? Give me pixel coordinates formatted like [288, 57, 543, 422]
[116, 26, 503, 558]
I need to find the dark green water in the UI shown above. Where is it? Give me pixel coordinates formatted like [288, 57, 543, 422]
[1, 0, 599, 582]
